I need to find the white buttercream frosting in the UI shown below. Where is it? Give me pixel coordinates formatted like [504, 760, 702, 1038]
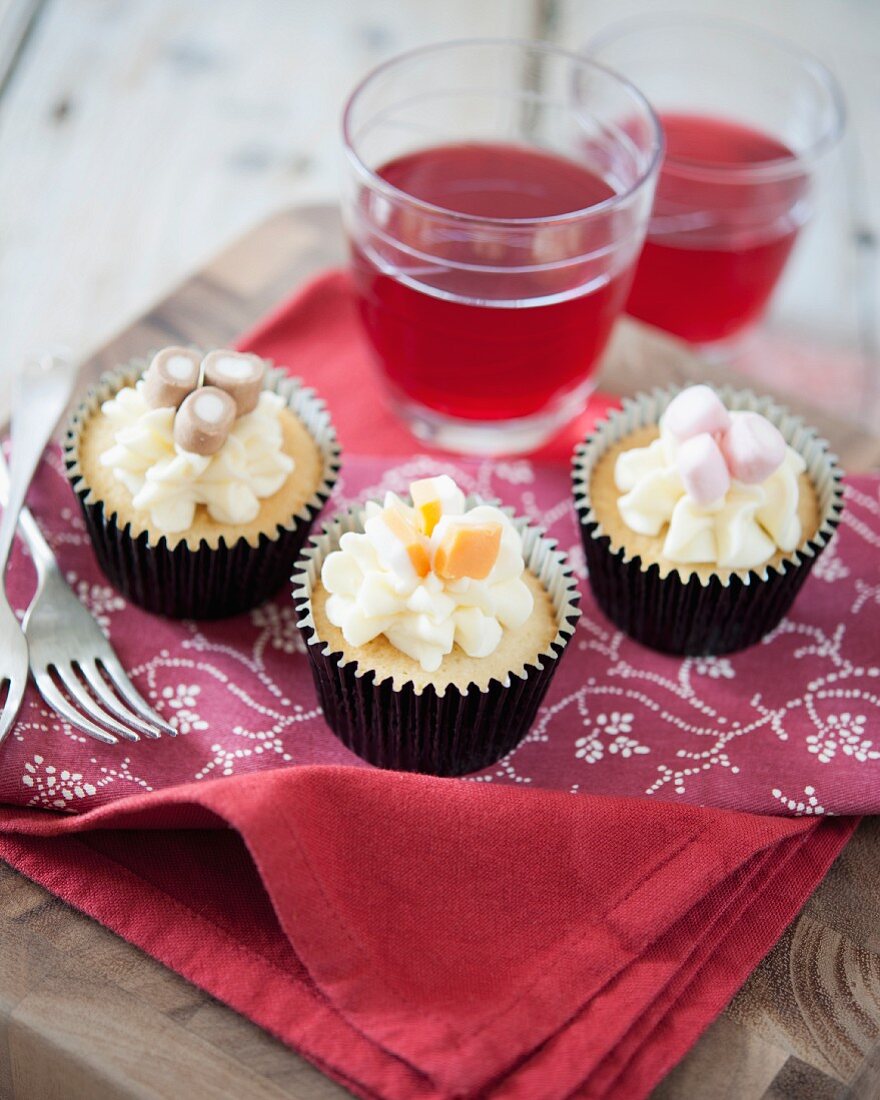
[614, 412, 806, 569]
[321, 477, 535, 672]
[99, 380, 294, 533]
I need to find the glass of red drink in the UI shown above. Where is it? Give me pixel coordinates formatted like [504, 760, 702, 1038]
[588, 17, 845, 352]
[341, 39, 662, 455]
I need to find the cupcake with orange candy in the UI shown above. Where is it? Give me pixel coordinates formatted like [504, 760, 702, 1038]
[293, 474, 580, 776]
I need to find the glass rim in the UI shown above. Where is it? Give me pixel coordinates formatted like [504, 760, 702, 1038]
[587, 14, 847, 182]
[341, 36, 664, 228]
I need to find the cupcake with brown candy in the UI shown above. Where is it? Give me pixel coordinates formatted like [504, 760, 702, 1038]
[66, 347, 340, 618]
[572, 384, 843, 655]
[294, 474, 580, 776]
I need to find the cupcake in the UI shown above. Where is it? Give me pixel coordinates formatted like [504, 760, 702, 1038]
[572, 385, 843, 655]
[66, 347, 340, 618]
[293, 475, 580, 776]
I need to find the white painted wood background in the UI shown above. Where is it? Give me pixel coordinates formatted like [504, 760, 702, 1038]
[2, 0, 878, 426]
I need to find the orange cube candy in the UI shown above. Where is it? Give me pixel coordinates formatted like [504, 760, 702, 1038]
[382, 507, 431, 577]
[434, 522, 502, 581]
[410, 475, 466, 535]
[409, 492, 444, 539]
[411, 477, 451, 536]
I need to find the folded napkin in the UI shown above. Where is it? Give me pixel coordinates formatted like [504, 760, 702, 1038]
[0, 770, 853, 1099]
[0, 270, 876, 1098]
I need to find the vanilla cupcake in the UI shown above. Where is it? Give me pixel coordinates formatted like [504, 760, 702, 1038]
[572, 385, 843, 655]
[66, 348, 340, 618]
[293, 475, 580, 775]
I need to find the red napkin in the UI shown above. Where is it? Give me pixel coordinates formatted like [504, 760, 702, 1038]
[0, 270, 870, 1098]
[0, 771, 853, 1098]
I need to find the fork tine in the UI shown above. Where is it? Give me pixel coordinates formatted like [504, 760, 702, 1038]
[51, 665, 141, 742]
[33, 672, 118, 746]
[78, 660, 163, 740]
[0, 676, 26, 746]
[98, 655, 176, 736]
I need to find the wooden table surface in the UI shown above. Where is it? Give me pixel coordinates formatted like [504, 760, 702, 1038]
[2, 0, 879, 416]
[1, 205, 879, 1100]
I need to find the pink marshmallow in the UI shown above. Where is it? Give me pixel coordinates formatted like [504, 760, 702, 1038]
[677, 433, 731, 506]
[663, 385, 732, 442]
[719, 412, 787, 484]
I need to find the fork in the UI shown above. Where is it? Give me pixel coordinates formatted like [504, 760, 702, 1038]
[0, 453, 176, 744]
[0, 398, 175, 746]
[0, 354, 79, 745]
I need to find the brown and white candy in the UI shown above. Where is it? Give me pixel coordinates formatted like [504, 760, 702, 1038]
[142, 347, 202, 409]
[202, 350, 265, 416]
[173, 386, 237, 456]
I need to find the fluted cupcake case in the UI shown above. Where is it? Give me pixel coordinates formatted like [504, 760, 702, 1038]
[293, 503, 581, 777]
[571, 386, 844, 656]
[65, 359, 341, 619]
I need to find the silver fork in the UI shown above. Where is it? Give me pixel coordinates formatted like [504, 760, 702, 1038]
[0, 354, 79, 745]
[0, 433, 175, 746]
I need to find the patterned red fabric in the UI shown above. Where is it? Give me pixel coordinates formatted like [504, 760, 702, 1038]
[1, 451, 876, 816]
[0, 270, 875, 1097]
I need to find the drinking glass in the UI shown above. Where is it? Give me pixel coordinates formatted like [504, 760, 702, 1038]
[341, 39, 662, 455]
[587, 17, 845, 354]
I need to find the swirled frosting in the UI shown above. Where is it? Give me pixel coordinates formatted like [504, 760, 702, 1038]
[99, 380, 294, 533]
[614, 394, 806, 570]
[321, 476, 535, 671]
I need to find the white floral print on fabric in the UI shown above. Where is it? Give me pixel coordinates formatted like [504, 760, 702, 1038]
[22, 756, 96, 810]
[160, 684, 209, 734]
[806, 712, 878, 764]
[771, 785, 826, 815]
[21, 754, 152, 811]
[0, 450, 877, 818]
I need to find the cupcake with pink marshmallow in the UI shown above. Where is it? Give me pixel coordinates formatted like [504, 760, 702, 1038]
[572, 384, 843, 655]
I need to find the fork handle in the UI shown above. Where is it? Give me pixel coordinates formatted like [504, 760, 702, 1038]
[0, 451, 56, 579]
[0, 355, 78, 577]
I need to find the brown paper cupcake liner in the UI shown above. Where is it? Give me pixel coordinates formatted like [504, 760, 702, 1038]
[65, 357, 341, 619]
[571, 385, 844, 656]
[292, 500, 581, 776]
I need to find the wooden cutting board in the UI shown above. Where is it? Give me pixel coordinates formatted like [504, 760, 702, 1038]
[1, 204, 879, 1100]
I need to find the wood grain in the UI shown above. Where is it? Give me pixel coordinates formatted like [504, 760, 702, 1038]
[0, 0, 43, 95]
[1, 205, 879, 1099]
[0, 861, 349, 1099]
[0, 0, 534, 381]
[3, 0, 877, 430]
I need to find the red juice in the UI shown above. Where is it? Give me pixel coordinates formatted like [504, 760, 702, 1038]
[351, 142, 635, 422]
[626, 113, 809, 344]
